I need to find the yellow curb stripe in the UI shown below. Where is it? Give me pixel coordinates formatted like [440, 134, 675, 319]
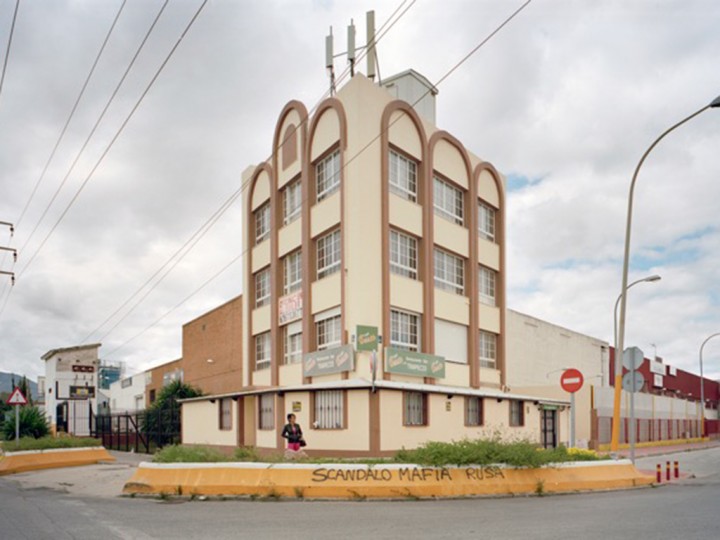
[123, 462, 653, 499]
[0, 447, 115, 476]
[598, 437, 709, 452]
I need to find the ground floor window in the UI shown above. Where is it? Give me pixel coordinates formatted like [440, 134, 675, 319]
[404, 392, 427, 426]
[510, 400, 524, 427]
[259, 394, 274, 430]
[314, 390, 344, 429]
[465, 396, 483, 426]
[219, 398, 232, 430]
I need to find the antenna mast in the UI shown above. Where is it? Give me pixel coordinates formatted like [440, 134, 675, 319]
[324, 11, 377, 93]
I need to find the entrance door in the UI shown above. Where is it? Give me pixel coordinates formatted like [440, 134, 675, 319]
[56, 402, 68, 433]
[542, 409, 557, 449]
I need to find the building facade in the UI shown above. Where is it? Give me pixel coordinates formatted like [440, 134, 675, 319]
[41, 343, 101, 436]
[109, 372, 148, 413]
[181, 72, 567, 456]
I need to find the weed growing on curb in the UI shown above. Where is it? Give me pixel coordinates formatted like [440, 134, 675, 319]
[535, 480, 545, 497]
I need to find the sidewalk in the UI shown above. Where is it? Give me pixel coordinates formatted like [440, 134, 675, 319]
[0, 450, 150, 498]
[613, 439, 720, 459]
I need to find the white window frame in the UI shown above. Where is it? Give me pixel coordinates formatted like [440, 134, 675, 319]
[433, 176, 464, 225]
[316, 150, 340, 202]
[283, 321, 302, 365]
[314, 390, 344, 429]
[255, 332, 271, 371]
[254, 202, 270, 244]
[283, 251, 302, 295]
[478, 201, 496, 242]
[479, 266, 497, 306]
[390, 309, 420, 352]
[283, 178, 302, 225]
[389, 149, 418, 202]
[315, 310, 342, 351]
[390, 229, 418, 279]
[316, 229, 341, 279]
[254, 268, 271, 308]
[259, 394, 275, 430]
[434, 248, 465, 295]
[404, 392, 427, 426]
[479, 331, 497, 369]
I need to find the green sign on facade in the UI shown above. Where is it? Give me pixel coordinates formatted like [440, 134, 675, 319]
[356, 325, 379, 352]
[385, 348, 445, 378]
[303, 345, 355, 377]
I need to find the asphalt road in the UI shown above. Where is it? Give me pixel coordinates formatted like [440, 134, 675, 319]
[1, 448, 718, 540]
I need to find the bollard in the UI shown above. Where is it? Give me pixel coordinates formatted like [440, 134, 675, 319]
[666, 461, 671, 481]
[656, 463, 662, 483]
[674, 461, 679, 479]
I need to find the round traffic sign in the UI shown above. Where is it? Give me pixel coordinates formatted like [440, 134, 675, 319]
[560, 368, 584, 393]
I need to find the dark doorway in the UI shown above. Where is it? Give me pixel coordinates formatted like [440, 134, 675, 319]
[542, 409, 558, 449]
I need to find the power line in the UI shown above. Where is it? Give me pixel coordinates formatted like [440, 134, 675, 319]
[100, 0, 530, 359]
[81, 2, 416, 345]
[16, 0, 170, 273]
[14, 0, 128, 230]
[0, 0, 20, 103]
[0, 0, 207, 320]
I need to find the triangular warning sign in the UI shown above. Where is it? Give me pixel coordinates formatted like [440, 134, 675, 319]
[6, 386, 28, 405]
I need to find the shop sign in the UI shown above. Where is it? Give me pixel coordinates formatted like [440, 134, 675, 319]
[356, 325, 379, 352]
[653, 374, 663, 388]
[292, 401, 302, 413]
[649, 358, 665, 375]
[385, 348, 445, 378]
[69, 386, 95, 399]
[303, 345, 354, 377]
[279, 291, 303, 324]
[72, 365, 95, 373]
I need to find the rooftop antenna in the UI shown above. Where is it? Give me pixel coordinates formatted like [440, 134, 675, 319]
[325, 26, 336, 95]
[324, 11, 377, 91]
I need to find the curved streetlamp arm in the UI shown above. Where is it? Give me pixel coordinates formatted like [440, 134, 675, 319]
[611, 99, 717, 452]
[698, 332, 720, 436]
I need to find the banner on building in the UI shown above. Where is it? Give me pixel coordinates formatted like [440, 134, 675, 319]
[650, 358, 665, 375]
[385, 348, 445, 378]
[356, 325, 379, 352]
[279, 291, 303, 324]
[69, 386, 95, 399]
[303, 345, 354, 377]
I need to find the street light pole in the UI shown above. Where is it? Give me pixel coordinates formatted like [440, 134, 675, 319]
[613, 275, 661, 358]
[611, 95, 720, 452]
[699, 332, 720, 437]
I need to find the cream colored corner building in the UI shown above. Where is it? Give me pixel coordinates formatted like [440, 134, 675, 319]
[182, 72, 568, 456]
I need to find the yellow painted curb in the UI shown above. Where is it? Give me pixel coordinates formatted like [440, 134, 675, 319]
[598, 437, 709, 452]
[0, 447, 115, 476]
[123, 461, 653, 499]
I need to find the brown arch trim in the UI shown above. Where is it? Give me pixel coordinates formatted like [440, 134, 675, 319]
[272, 100, 309, 174]
[380, 101, 429, 387]
[473, 161, 506, 388]
[426, 131, 475, 386]
[246, 162, 275, 388]
[302, 98, 348, 385]
[270, 101, 309, 388]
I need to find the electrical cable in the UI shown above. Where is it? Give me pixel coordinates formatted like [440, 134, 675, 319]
[14, 0, 128, 231]
[0, 0, 207, 319]
[0, 0, 20, 102]
[16, 0, 170, 274]
[80, 1, 416, 345]
[99, 0, 532, 360]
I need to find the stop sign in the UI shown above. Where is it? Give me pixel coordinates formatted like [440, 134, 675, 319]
[560, 368, 584, 393]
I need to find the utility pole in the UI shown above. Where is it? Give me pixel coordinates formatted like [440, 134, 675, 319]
[0, 220, 15, 286]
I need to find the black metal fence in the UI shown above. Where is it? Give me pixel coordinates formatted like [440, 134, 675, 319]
[91, 405, 180, 454]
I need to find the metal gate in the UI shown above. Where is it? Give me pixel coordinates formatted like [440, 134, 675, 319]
[91, 405, 180, 454]
[541, 409, 557, 449]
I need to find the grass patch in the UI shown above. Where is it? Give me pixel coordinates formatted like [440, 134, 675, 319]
[1, 436, 102, 452]
[150, 440, 608, 467]
[394, 439, 607, 468]
[153, 444, 230, 463]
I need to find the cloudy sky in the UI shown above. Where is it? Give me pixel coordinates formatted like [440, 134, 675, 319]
[1, 0, 719, 382]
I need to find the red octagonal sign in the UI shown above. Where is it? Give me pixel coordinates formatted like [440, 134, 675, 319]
[560, 368, 584, 393]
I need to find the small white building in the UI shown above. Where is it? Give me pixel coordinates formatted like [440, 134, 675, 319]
[108, 372, 148, 413]
[41, 343, 101, 436]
